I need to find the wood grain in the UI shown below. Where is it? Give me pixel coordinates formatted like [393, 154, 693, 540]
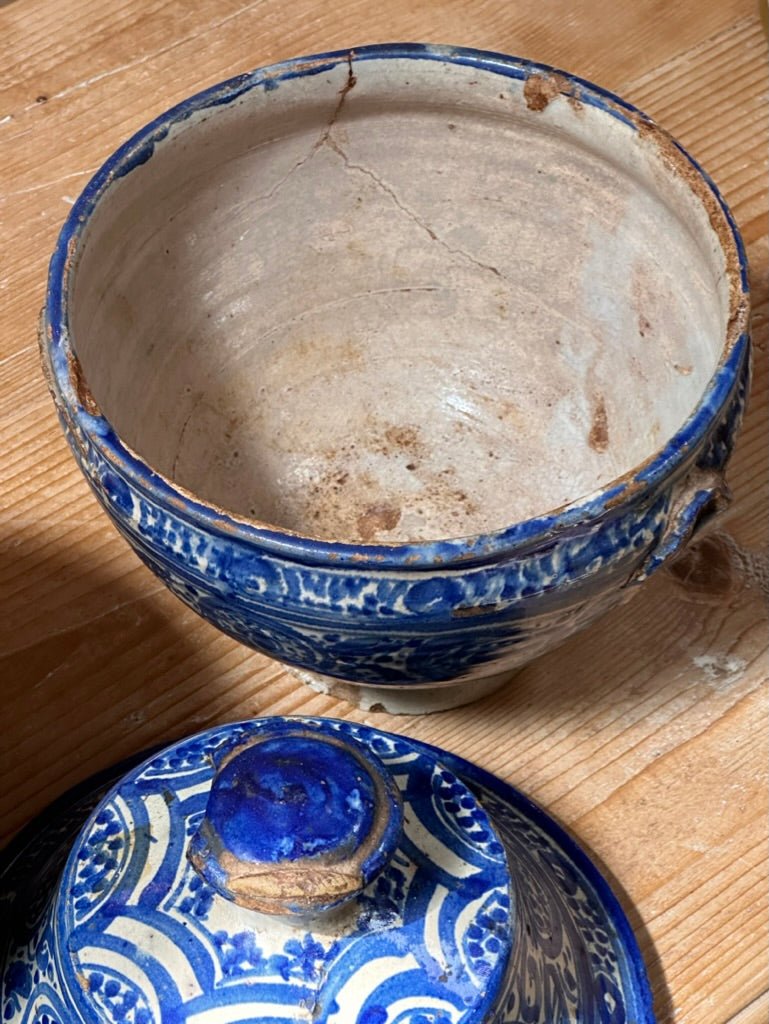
[1, 2, 767, 1022]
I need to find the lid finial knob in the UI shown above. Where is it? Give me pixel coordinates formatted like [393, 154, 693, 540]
[188, 724, 403, 915]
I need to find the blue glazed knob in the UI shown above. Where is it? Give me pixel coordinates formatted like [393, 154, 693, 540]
[188, 723, 403, 915]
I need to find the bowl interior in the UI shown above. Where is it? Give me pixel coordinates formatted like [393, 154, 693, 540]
[69, 52, 730, 543]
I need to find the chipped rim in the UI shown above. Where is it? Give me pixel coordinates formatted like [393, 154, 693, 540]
[44, 43, 750, 571]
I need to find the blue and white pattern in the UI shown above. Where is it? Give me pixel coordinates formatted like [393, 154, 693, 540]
[41, 44, 751, 699]
[49, 361, 746, 692]
[1, 719, 655, 1023]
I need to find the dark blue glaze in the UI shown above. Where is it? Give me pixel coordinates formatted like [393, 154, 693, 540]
[41, 45, 751, 693]
[187, 723, 403, 912]
[203, 736, 376, 862]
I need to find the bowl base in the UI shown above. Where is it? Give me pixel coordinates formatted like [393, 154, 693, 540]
[286, 666, 517, 714]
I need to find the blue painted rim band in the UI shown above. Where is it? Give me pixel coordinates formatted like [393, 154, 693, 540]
[45, 43, 750, 572]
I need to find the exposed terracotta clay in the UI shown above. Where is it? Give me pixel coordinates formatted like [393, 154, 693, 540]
[356, 502, 401, 540]
[67, 349, 99, 416]
[523, 72, 565, 111]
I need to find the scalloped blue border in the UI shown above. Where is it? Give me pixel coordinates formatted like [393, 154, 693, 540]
[45, 43, 749, 571]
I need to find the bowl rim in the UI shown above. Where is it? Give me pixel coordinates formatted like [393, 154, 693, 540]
[44, 42, 751, 571]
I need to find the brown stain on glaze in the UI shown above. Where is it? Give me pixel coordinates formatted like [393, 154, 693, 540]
[305, 460, 364, 529]
[631, 263, 661, 344]
[384, 424, 420, 451]
[297, 416, 482, 541]
[275, 335, 365, 376]
[638, 314, 652, 337]
[356, 503, 401, 541]
[588, 395, 609, 453]
[494, 399, 525, 428]
[222, 414, 242, 442]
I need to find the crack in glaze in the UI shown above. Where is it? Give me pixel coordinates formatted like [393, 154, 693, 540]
[220, 52, 504, 285]
[233, 52, 358, 213]
[325, 133, 504, 282]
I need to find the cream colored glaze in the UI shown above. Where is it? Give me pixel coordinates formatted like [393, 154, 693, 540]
[70, 56, 730, 543]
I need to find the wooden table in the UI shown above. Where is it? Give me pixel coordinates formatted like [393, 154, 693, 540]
[1, 2, 767, 1020]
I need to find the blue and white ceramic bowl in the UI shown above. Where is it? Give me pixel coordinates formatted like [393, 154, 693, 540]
[40, 45, 750, 712]
[0, 717, 656, 1023]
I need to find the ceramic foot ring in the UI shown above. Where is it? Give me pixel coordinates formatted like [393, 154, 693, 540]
[1, 717, 655, 1022]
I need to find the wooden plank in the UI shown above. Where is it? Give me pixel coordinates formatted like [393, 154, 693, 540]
[0, 0, 754, 115]
[1, 3, 766, 1023]
[728, 994, 769, 1024]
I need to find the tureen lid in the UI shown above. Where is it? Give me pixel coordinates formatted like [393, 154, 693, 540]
[0, 718, 655, 1024]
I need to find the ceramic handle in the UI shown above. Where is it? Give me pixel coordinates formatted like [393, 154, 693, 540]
[188, 723, 403, 916]
[630, 468, 730, 585]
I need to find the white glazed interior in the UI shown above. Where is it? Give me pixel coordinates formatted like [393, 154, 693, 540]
[70, 55, 730, 543]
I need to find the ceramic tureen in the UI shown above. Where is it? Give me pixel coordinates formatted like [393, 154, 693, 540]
[1, 718, 654, 1023]
[39, 44, 749, 712]
[40, 46, 750, 713]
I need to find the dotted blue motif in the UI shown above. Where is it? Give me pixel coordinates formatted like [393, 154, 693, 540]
[432, 767, 506, 858]
[175, 869, 215, 921]
[135, 726, 252, 778]
[1, 720, 654, 1023]
[81, 970, 151, 1024]
[461, 890, 512, 981]
[55, 336, 746, 690]
[210, 930, 331, 983]
[69, 803, 127, 921]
